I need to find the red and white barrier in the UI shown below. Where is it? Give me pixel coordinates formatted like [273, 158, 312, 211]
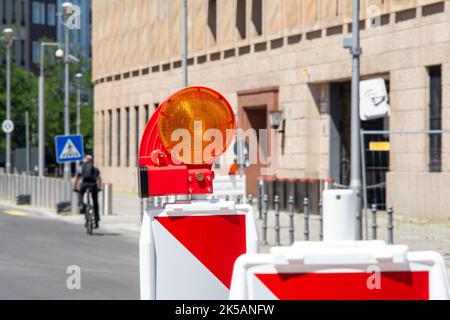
[230, 241, 450, 300]
[140, 199, 259, 300]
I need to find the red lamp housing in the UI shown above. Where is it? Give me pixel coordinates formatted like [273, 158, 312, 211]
[138, 87, 236, 197]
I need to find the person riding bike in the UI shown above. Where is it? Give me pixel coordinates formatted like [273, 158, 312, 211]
[74, 155, 102, 229]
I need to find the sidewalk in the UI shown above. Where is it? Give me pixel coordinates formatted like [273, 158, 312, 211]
[2, 190, 449, 278]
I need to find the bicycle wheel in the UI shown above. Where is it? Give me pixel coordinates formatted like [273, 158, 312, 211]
[86, 206, 93, 235]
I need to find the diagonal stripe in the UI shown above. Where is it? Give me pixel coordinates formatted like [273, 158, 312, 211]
[155, 214, 247, 289]
[256, 271, 430, 300]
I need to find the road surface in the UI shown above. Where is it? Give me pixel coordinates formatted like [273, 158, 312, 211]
[0, 205, 140, 300]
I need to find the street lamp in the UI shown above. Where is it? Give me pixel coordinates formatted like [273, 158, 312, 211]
[2, 28, 15, 174]
[38, 42, 60, 177]
[61, 1, 74, 183]
[268, 111, 283, 131]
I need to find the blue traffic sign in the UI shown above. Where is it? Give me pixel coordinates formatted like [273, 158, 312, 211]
[55, 135, 84, 164]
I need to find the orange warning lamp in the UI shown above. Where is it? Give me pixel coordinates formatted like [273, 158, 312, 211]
[138, 87, 236, 197]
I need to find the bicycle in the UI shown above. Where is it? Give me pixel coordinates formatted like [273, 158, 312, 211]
[75, 187, 99, 236]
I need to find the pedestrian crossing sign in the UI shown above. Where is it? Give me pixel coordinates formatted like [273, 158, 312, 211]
[55, 135, 84, 164]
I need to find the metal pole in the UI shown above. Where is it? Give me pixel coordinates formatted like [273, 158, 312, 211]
[319, 199, 323, 241]
[350, 0, 362, 240]
[25, 112, 30, 173]
[274, 195, 280, 246]
[371, 204, 377, 240]
[304, 198, 310, 241]
[181, 0, 188, 87]
[76, 78, 81, 168]
[387, 206, 394, 244]
[360, 129, 369, 240]
[288, 195, 294, 245]
[5, 45, 11, 174]
[63, 25, 71, 182]
[261, 194, 269, 245]
[38, 42, 59, 177]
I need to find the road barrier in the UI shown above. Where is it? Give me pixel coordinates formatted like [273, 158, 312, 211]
[230, 241, 450, 300]
[0, 173, 73, 211]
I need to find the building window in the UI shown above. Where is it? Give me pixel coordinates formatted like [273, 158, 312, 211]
[236, 0, 246, 39]
[428, 66, 442, 172]
[11, 0, 16, 23]
[108, 110, 112, 166]
[32, 41, 40, 64]
[117, 109, 121, 167]
[32, 1, 45, 24]
[101, 111, 105, 166]
[20, 40, 25, 66]
[208, 0, 217, 41]
[2, 0, 7, 24]
[47, 3, 55, 26]
[251, 0, 262, 36]
[125, 107, 130, 167]
[20, 0, 25, 25]
[135, 106, 140, 166]
[144, 105, 149, 124]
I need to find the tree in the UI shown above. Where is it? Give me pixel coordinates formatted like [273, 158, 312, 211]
[0, 41, 93, 174]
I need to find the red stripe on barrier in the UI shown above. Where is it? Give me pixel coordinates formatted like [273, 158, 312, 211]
[156, 215, 247, 289]
[256, 271, 429, 300]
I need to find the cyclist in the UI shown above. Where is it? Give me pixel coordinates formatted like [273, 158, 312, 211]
[74, 155, 102, 229]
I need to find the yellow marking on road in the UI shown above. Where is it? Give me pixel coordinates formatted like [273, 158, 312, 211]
[369, 141, 390, 151]
[2, 210, 27, 217]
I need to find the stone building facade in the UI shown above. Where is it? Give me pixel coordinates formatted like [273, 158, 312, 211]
[92, 0, 450, 219]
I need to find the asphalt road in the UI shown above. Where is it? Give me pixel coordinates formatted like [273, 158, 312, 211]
[0, 205, 140, 300]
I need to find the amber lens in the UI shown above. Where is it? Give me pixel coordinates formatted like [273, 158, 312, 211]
[158, 87, 235, 164]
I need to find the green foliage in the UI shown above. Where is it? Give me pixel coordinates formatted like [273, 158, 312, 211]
[0, 42, 93, 170]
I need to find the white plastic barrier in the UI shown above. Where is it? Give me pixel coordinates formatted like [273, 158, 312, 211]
[230, 241, 450, 300]
[212, 175, 246, 200]
[322, 189, 358, 241]
[140, 199, 259, 300]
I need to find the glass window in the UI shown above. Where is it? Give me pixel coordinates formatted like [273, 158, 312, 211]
[32, 2, 40, 24]
[32, 41, 40, 64]
[117, 109, 121, 167]
[47, 3, 55, 26]
[428, 66, 442, 172]
[125, 107, 130, 167]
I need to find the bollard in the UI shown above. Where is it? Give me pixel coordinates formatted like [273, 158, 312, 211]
[387, 206, 394, 244]
[140, 198, 144, 223]
[103, 183, 113, 216]
[288, 195, 295, 245]
[247, 194, 253, 207]
[319, 200, 323, 241]
[257, 179, 263, 220]
[303, 198, 309, 241]
[274, 195, 281, 246]
[261, 194, 269, 246]
[371, 204, 378, 240]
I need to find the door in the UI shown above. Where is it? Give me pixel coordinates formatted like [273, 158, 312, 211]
[238, 87, 279, 196]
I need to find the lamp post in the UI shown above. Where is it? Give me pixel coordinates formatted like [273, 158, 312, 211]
[2, 28, 15, 174]
[75, 73, 83, 168]
[61, 2, 74, 183]
[38, 42, 60, 177]
[343, 0, 362, 239]
[75, 73, 83, 136]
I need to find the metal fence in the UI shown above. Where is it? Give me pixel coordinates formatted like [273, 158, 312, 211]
[361, 129, 450, 238]
[0, 173, 73, 210]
